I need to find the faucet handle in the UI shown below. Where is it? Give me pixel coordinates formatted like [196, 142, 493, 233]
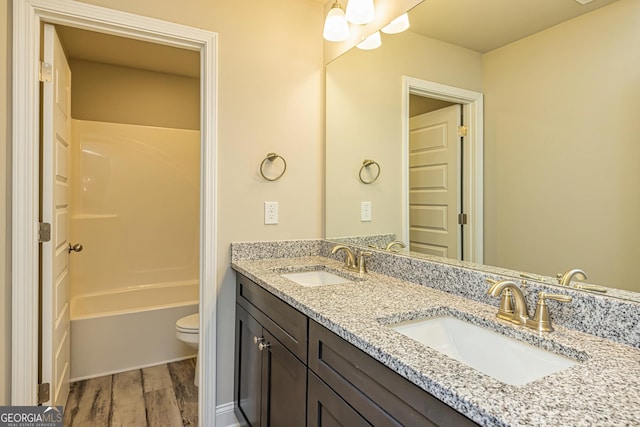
[357, 251, 372, 274]
[543, 293, 572, 303]
[526, 292, 572, 332]
[497, 288, 515, 318]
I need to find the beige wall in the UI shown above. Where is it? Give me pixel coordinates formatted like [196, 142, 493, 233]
[70, 59, 200, 130]
[326, 30, 482, 239]
[0, 0, 10, 407]
[483, 0, 640, 291]
[1, 0, 324, 406]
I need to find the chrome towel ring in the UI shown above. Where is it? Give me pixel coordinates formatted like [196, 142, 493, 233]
[260, 152, 287, 181]
[359, 159, 380, 184]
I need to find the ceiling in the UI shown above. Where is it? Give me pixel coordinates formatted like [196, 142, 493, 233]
[56, 0, 620, 75]
[407, 0, 621, 53]
[56, 25, 200, 78]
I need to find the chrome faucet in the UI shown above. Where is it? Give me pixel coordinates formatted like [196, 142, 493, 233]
[331, 245, 356, 270]
[385, 241, 406, 252]
[557, 268, 587, 286]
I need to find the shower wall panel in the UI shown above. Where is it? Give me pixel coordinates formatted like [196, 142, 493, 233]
[70, 119, 200, 297]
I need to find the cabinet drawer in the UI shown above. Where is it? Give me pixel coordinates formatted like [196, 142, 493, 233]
[309, 320, 478, 427]
[236, 273, 308, 361]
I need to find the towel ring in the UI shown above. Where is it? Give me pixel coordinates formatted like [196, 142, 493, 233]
[359, 159, 380, 184]
[260, 153, 287, 181]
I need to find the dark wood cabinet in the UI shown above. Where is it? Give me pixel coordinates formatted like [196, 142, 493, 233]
[260, 328, 306, 426]
[235, 306, 263, 426]
[234, 273, 478, 427]
[308, 320, 478, 427]
[234, 275, 307, 427]
[307, 371, 372, 427]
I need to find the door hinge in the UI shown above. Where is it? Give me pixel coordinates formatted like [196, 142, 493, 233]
[457, 125, 468, 137]
[38, 383, 50, 404]
[39, 62, 52, 83]
[39, 222, 51, 243]
[458, 213, 468, 225]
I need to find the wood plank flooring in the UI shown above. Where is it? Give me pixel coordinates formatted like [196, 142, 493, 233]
[64, 358, 198, 427]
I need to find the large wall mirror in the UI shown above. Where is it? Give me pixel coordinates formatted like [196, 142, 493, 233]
[325, 0, 640, 299]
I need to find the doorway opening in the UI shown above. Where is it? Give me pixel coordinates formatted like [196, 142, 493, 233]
[401, 76, 484, 264]
[12, 1, 217, 424]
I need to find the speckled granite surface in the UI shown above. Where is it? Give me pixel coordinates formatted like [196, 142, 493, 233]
[327, 238, 640, 304]
[316, 240, 640, 349]
[326, 233, 396, 249]
[230, 240, 640, 426]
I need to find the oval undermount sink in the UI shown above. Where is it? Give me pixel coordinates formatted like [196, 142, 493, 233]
[281, 270, 353, 287]
[390, 316, 577, 386]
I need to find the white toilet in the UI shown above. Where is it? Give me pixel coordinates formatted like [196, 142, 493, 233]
[176, 313, 199, 386]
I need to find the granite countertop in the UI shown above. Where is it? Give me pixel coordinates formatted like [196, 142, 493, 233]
[231, 256, 640, 427]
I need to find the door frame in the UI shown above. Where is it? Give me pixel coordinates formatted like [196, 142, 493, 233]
[401, 76, 484, 264]
[12, 1, 218, 424]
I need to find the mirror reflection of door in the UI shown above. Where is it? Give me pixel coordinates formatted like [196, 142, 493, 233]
[408, 99, 462, 258]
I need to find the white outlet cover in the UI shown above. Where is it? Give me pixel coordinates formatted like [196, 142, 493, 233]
[264, 201, 278, 224]
[361, 201, 372, 222]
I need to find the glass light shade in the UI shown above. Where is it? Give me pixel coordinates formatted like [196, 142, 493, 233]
[381, 13, 410, 34]
[345, 0, 375, 25]
[323, 3, 350, 42]
[356, 31, 381, 50]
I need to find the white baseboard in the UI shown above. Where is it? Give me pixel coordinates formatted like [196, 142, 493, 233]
[216, 402, 240, 426]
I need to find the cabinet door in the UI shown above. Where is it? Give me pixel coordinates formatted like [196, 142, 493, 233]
[261, 329, 306, 427]
[309, 321, 478, 427]
[235, 305, 263, 427]
[308, 372, 371, 427]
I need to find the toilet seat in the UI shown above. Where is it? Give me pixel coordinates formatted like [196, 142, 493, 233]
[176, 313, 199, 333]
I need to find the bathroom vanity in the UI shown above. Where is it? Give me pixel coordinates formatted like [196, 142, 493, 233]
[234, 272, 476, 426]
[231, 240, 640, 426]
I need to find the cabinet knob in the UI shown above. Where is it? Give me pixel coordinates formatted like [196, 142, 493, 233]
[258, 342, 271, 351]
[253, 336, 264, 344]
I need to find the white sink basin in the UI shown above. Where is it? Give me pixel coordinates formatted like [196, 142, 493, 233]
[281, 270, 352, 287]
[390, 316, 576, 385]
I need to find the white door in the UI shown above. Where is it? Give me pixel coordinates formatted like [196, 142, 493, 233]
[41, 23, 72, 406]
[408, 104, 461, 258]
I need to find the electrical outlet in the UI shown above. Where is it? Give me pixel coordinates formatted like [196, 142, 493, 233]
[361, 201, 372, 222]
[264, 201, 278, 224]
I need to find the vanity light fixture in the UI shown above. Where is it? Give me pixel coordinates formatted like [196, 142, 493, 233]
[345, 0, 375, 25]
[323, 1, 350, 42]
[381, 13, 410, 34]
[356, 31, 381, 50]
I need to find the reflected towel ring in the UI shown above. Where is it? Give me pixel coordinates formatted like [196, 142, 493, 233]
[359, 159, 380, 184]
[260, 153, 287, 181]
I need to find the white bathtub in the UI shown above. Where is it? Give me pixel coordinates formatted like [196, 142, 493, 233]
[70, 281, 198, 381]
